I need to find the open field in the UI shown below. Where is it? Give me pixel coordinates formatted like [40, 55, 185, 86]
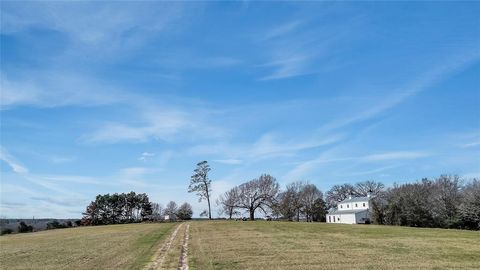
[0, 222, 175, 270]
[1, 221, 479, 270]
[189, 221, 480, 270]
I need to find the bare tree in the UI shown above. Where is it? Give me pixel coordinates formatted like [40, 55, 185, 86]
[300, 184, 322, 222]
[189, 161, 212, 220]
[355, 180, 385, 196]
[273, 190, 296, 220]
[287, 181, 306, 221]
[164, 201, 178, 221]
[234, 174, 279, 220]
[460, 178, 480, 230]
[325, 184, 355, 208]
[217, 187, 240, 219]
[150, 203, 163, 221]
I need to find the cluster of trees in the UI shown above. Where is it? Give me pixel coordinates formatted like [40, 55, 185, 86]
[217, 174, 328, 221]
[273, 181, 327, 222]
[370, 176, 480, 230]
[161, 201, 194, 221]
[81, 192, 194, 226]
[18, 221, 33, 233]
[82, 192, 153, 225]
[324, 176, 479, 230]
[46, 220, 73, 230]
[325, 180, 385, 208]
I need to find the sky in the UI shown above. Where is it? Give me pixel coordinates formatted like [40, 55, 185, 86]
[1, 2, 479, 219]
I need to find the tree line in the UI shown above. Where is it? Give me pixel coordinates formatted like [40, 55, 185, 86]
[81, 192, 193, 225]
[190, 161, 479, 230]
[370, 176, 479, 230]
[216, 174, 328, 222]
[188, 161, 328, 222]
[320, 175, 479, 230]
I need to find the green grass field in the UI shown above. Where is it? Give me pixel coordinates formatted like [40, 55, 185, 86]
[0, 222, 175, 270]
[1, 221, 479, 269]
[190, 221, 480, 270]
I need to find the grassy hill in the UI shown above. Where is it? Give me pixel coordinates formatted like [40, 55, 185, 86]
[1, 221, 479, 269]
[189, 221, 480, 269]
[0, 222, 175, 269]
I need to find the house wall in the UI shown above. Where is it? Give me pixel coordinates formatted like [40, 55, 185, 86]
[338, 201, 369, 211]
[326, 214, 356, 224]
[339, 213, 356, 224]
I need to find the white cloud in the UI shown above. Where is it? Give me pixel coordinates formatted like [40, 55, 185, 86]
[190, 133, 344, 161]
[321, 48, 480, 131]
[213, 159, 243, 165]
[285, 150, 430, 180]
[0, 147, 28, 174]
[335, 165, 398, 177]
[263, 20, 303, 40]
[1, 2, 189, 49]
[139, 152, 156, 161]
[361, 151, 431, 162]
[258, 15, 365, 81]
[461, 141, 480, 148]
[1, 72, 124, 109]
[82, 105, 224, 144]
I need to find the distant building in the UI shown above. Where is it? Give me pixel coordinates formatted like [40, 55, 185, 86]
[326, 192, 371, 224]
[164, 215, 170, 221]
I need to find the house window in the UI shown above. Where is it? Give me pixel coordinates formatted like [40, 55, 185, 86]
[347, 204, 349, 208]
[328, 216, 331, 223]
[355, 203, 358, 207]
[340, 205, 343, 209]
[337, 217, 340, 221]
[363, 203, 366, 207]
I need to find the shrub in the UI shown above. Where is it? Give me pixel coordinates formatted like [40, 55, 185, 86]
[1, 228, 13, 235]
[18, 222, 33, 233]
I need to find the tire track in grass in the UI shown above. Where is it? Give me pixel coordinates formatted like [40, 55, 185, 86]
[178, 223, 190, 270]
[146, 223, 183, 270]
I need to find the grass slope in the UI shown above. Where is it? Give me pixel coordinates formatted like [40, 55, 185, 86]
[0, 223, 175, 270]
[189, 221, 480, 270]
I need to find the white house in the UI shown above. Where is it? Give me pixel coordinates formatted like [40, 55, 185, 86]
[326, 193, 371, 224]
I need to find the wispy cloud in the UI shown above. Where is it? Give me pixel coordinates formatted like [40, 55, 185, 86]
[262, 20, 303, 41]
[258, 15, 365, 80]
[1, 72, 124, 109]
[0, 147, 28, 174]
[285, 150, 431, 180]
[335, 165, 399, 177]
[1, 2, 189, 50]
[190, 133, 344, 161]
[82, 104, 225, 144]
[461, 141, 480, 148]
[213, 159, 243, 165]
[139, 152, 156, 162]
[322, 48, 480, 131]
[361, 151, 431, 162]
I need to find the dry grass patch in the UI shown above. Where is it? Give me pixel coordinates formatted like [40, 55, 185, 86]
[0, 222, 175, 270]
[189, 221, 480, 270]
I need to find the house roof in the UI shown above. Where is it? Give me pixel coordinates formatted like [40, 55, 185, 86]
[340, 196, 370, 203]
[327, 209, 368, 215]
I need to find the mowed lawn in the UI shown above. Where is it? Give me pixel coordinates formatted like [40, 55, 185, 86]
[0, 222, 175, 270]
[189, 221, 480, 270]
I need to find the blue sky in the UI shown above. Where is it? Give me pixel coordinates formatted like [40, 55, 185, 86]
[1, 2, 479, 218]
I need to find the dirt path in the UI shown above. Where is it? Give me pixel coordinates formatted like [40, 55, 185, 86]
[178, 223, 190, 270]
[145, 223, 183, 270]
